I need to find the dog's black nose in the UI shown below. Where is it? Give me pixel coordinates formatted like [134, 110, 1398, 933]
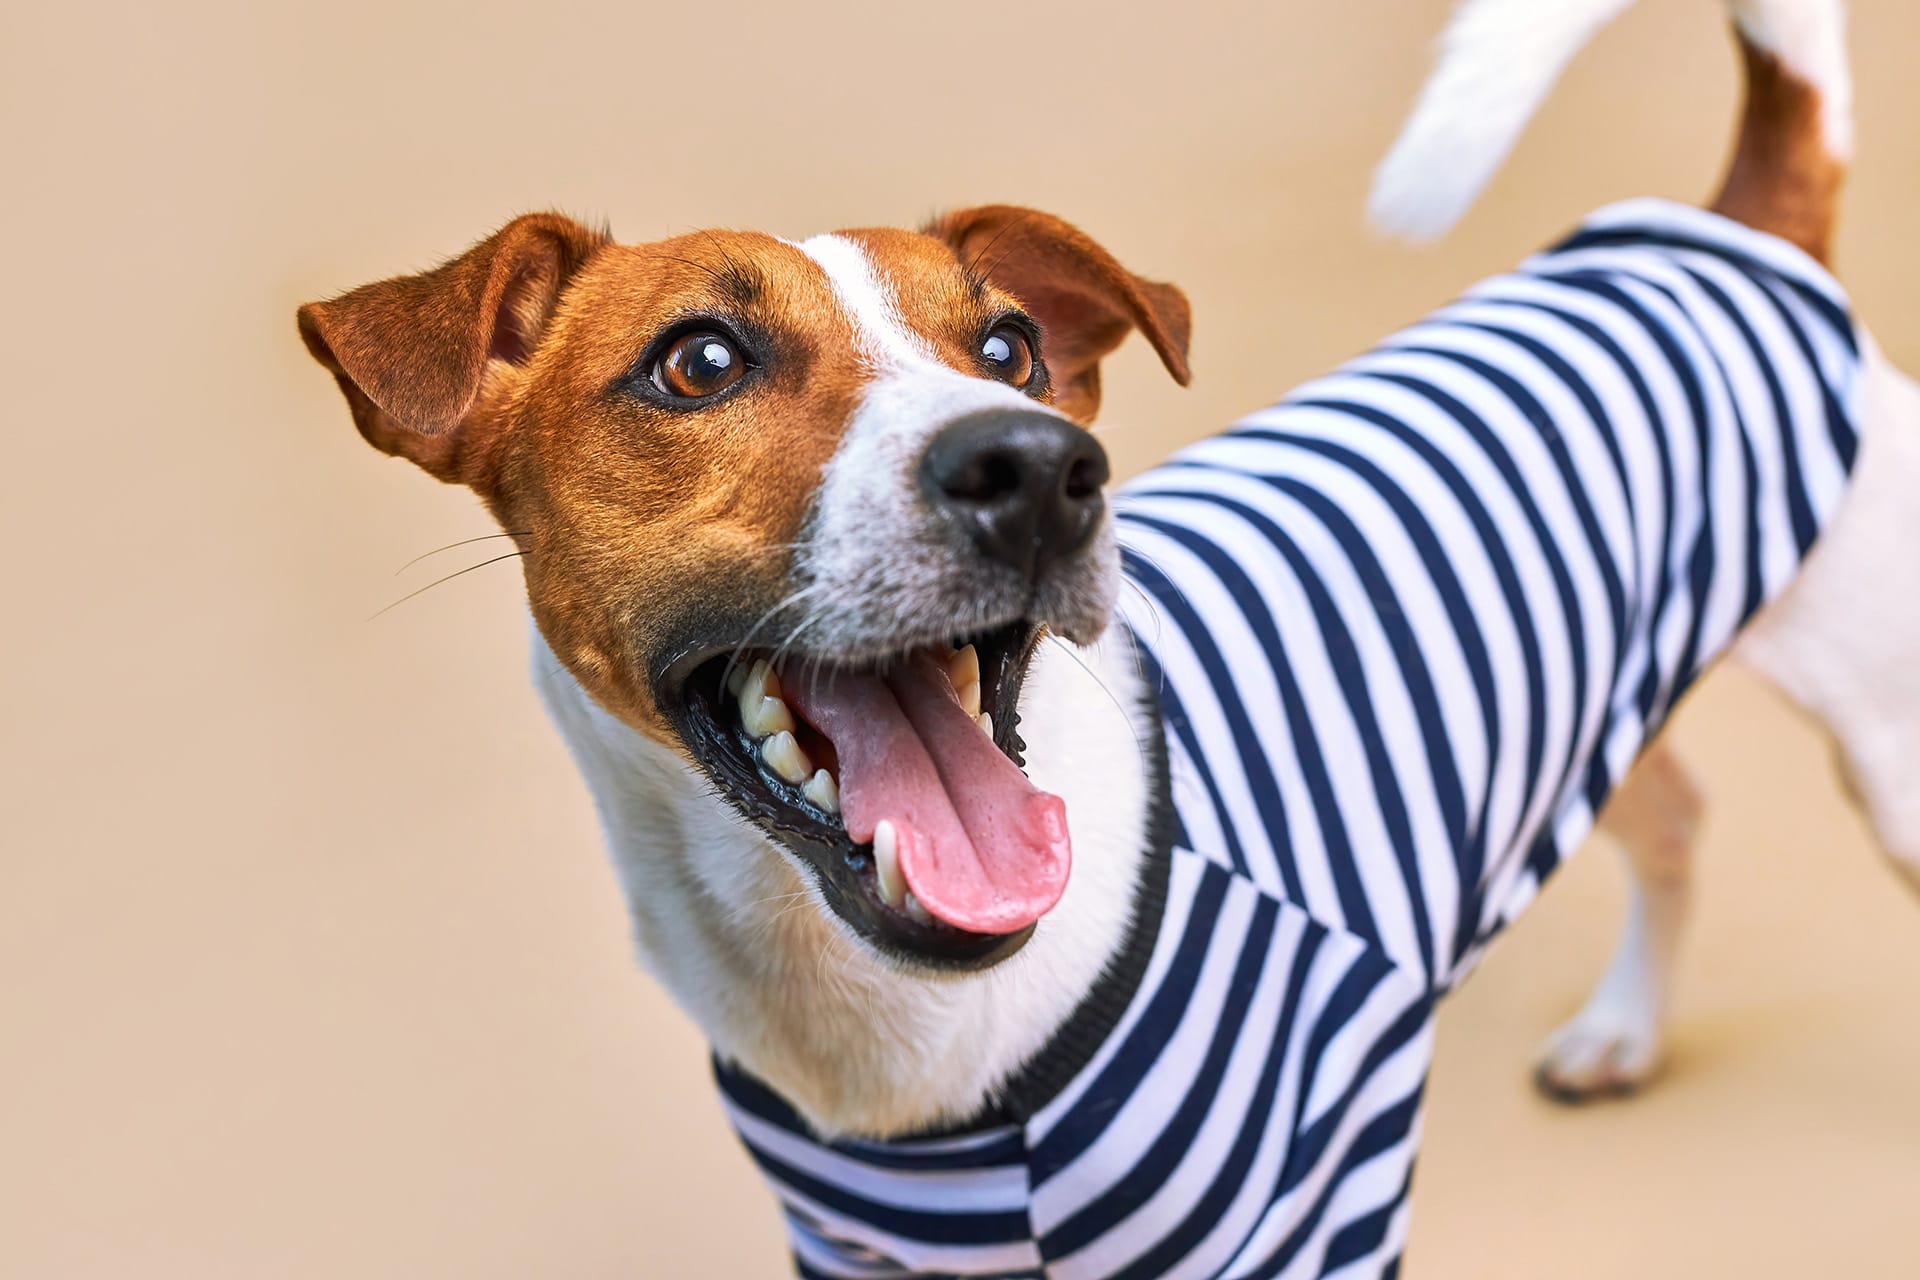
[920, 411, 1111, 580]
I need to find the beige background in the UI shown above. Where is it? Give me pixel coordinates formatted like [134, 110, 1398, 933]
[3, 0, 1917, 1275]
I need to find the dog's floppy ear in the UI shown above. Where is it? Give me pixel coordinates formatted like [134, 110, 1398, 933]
[297, 212, 610, 486]
[925, 205, 1191, 422]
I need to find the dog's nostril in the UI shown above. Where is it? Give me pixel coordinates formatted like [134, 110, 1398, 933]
[1063, 455, 1102, 502]
[943, 452, 1023, 504]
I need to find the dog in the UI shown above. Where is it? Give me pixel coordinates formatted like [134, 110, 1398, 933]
[297, 0, 1918, 1273]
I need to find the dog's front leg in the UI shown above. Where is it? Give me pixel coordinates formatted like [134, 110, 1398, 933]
[1535, 743, 1701, 1102]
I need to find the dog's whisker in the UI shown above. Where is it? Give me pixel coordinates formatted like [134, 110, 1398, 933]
[393, 530, 530, 576]
[722, 583, 832, 689]
[368, 551, 527, 621]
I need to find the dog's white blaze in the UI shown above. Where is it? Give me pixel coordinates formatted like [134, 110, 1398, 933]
[794, 233, 940, 370]
[787, 232, 1095, 657]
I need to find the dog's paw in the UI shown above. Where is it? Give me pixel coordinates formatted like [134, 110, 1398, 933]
[1532, 1007, 1664, 1104]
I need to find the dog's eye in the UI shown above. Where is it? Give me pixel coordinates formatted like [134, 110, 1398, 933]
[653, 331, 746, 399]
[980, 324, 1036, 387]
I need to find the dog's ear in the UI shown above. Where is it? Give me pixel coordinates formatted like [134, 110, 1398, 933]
[297, 213, 610, 485]
[925, 205, 1191, 422]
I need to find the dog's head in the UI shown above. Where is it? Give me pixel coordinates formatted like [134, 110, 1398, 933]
[299, 208, 1188, 969]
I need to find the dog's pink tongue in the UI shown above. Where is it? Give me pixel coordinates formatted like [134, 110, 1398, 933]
[782, 654, 1070, 935]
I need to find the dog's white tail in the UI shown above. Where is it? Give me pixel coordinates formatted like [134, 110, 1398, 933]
[1368, 0, 1853, 252]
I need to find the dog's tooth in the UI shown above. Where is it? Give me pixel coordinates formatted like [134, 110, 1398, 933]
[760, 730, 812, 784]
[956, 679, 982, 719]
[738, 658, 795, 738]
[742, 693, 795, 739]
[726, 664, 748, 698]
[975, 712, 993, 740]
[873, 820, 907, 908]
[802, 769, 839, 814]
[948, 644, 979, 691]
[742, 658, 782, 703]
[903, 891, 934, 927]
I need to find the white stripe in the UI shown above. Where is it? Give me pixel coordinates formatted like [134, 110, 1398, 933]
[1031, 877, 1263, 1222]
[752, 1168, 1045, 1275]
[725, 1106, 1030, 1214]
[1225, 1020, 1433, 1277]
[1027, 850, 1209, 1142]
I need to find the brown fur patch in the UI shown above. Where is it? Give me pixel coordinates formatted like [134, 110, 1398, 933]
[1711, 37, 1845, 266]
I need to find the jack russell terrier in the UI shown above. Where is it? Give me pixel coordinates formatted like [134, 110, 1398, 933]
[298, 0, 1916, 1273]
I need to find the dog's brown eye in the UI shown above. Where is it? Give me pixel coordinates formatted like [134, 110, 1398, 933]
[653, 331, 745, 399]
[980, 324, 1035, 387]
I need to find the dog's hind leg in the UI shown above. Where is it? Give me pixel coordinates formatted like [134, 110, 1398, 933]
[1735, 340, 1920, 900]
[1535, 743, 1702, 1102]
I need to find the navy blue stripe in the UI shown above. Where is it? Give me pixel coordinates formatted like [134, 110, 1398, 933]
[1041, 895, 1282, 1257]
[1245, 1086, 1427, 1279]
[1548, 224, 1853, 345]
[1106, 926, 1323, 1280]
[1028, 861, 1235, 1180]
[1122, 521, 1377, 941]
[1398, 346, 1625, 772]
[1158, 457, 1477, 860]
[1681, 266, 1818, 552]
[1323, 367, 1592, 927]
[1482, 294, 1679, 716]
[1119, 581, 1254, 878]
[1638, 274, 1770, 621]
[1197, 431, 1504, 972]
[1277, 992, 1431, 1198]
[739, 1142, 1033, 1245]
[719, 1066, 1028, 1171]
[1318, 1161, 1415, 1274]
[1132, 498, 1441, 978]
[1535, 270, 1719, 731]
[1457, 318, 1641, 546]
[1750, 271, 1861, 474]
[1249, 401, 1545, 966]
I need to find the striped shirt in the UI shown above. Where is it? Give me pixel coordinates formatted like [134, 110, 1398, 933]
[715, 199, 1863, 1278]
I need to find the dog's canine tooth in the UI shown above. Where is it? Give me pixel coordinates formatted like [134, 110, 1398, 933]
[742, 658, 782, 703]
[726, 664, 748, 698]
[761, 730, 812, 784]
[739, 658, 796, 738]
[743, 693, 796, 739]
[903, 891, 934, 927]
[975, 712, 993, 740]
[956, 680, 982, 718]
[873, 820, 906, 907]
[802, 769, 839, 814]
[948, 644, 979, 691]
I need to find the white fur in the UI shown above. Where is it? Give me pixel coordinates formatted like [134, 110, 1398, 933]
[1736, 335, 1920, 883]
[1369, 0, 1852, 241]
[1369, 0, 1638, 240]
[1537, 744, 1700, 1098]
[534, 623, 1155, 1137]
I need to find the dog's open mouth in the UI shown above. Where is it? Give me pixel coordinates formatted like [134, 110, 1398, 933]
[663, 620, 1066, 968]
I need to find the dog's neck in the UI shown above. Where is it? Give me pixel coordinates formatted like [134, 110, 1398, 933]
[532, 623, 1158, 1139]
